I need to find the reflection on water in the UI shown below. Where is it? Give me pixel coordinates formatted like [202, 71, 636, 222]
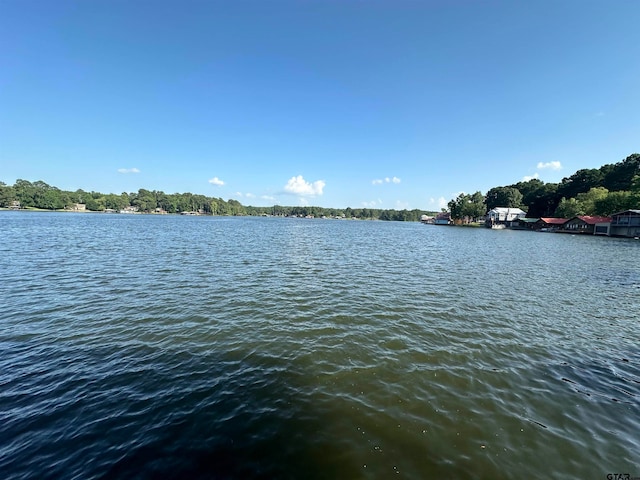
[1, 212, 639, 479]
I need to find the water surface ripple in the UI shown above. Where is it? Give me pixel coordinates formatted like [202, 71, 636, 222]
[1, 212, 638, 479]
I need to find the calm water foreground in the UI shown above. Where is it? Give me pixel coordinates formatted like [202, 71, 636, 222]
[1, 211, 638, 479]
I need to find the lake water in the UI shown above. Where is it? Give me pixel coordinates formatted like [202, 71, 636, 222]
[1, 211, 639, 479]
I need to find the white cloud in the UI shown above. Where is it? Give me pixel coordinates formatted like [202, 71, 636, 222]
[429, 197, 449, 209]
[395, 200, 409, 209]
[284, 175, 325, 196]
[522, 173, 540, 182]
[372, 176, 401, 185]
[208, 177, 225, 186]
[235, 191, 255, 199]
[261, 195, 275, 201]
[537, 161, 562, 170]
[362, 199, 383, 207]
[117, 168, 140, 174]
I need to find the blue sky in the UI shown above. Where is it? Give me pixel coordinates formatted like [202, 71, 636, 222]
[1, 0, 639, 210]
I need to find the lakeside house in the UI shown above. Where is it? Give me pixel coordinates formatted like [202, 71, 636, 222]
[67, 203, 86, 211]
[9, 201, 21, 210]
[119, 206, 139, 214]
[609, 210, 640, 238]
[486, 207, 527, 227]
[561, 216, 612, 235]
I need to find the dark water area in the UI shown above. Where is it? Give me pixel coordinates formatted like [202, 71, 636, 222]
[1, 211, 639, 479]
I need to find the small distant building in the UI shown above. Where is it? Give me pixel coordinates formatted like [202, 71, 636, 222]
[434, 212, 451, 225]
[119, 206, 139, 214]
[609, 210, 640, 238]
[534, 217, 569, 231]
[515, 217, 539, 230]
[154, 207, 168, 214]
[67, 203, 86, 211]
[8, 201, 21, 210]
[421, 214, 434, 224]
[562, 216, 612, 235]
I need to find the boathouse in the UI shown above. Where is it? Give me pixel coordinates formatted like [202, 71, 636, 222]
[434, 212, 451, 225]
[534, 217, 569, 231]
[515, 217, 539, 230]
[561, 216, 612, 235]
[609, 210, 640, 238]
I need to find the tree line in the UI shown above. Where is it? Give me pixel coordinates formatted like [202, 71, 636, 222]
[0, 180, 435, 221]
[447, 153, 640, 222]
[0, 180, 246, 215]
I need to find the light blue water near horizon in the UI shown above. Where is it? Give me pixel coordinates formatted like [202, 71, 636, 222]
[1, 211, 638, 479]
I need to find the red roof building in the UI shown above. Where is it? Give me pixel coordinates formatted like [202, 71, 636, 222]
[534, 217, 568, 230]
[562, 215, 612, 234]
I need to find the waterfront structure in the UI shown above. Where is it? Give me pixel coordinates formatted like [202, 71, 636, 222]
[561, 216, 612, 235]
[593, 221, 611, 236]
[486, 207, 527, 227]
[434, 212, 451, 225]
[515, 217, 539, 229]
[609, 210, 640, 238]
[119, 206, 139, 214]
[534, 217, 569, 231]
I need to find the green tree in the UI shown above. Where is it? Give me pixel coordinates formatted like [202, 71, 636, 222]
[485, 187, 523, 210]
[103, 193, 129, 211]
[554, 197, 583, 218]
[448, 191, 486, 222]
[40, 188, 65, 210]
[575, 187, 609, 215]
[631, 174, 640, 201]
[593, 191, 635, 216]
[525, 183, 560, 218]
[85, 196, 105, 211]
[447, 194, 466, 220]
[14, 179, 36, 207]
[557, 168, 604, 200]
[463, 191, 486, 220]
[510, 178, 545, 207]
[602, 153, 640, 191]
[0, 182, 16, 207]
[73, 189, 91, 204]
[227, 199, 245, 215]
[131, 189, 157, 212]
